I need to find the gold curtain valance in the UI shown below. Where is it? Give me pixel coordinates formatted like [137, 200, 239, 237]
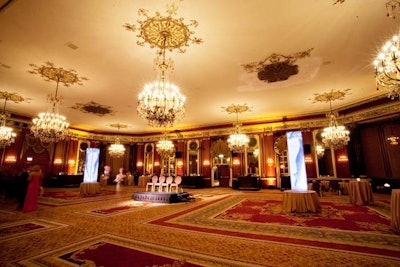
[210, 139, 230, 158]
[24, 134, 54, 154]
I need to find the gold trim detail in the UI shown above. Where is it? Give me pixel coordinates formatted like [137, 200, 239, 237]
[310, 89, 351, 103]
[242, 48, 313, 83]
[29, 61, 88, 87]
[222, 104, 252, 115]
[123, 3, 202, 53]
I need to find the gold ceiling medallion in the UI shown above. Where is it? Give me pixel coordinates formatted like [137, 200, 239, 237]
[29, 62, 88, 87]
[29, 62, 87, 143]
[124, 2, 202, 128]
[333, 0, 346, 4]
[386, 1, 400, 19]
[72, 101, 114, 117]
[311, 89, 351, 149]
[123, 3, 203, 53]
[310, 88, 351, 103]
[242, 48, 313, 83]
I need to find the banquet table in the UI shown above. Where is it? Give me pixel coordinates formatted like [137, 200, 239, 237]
[348, 180, 374, 205]
[80, 182, 100, 195]
[282, 190, 321, 213]
[138, 175, 151, 188]
[391, 189, 400, 234]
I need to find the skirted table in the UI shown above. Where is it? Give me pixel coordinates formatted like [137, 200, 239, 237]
[391, 189, 400, 234]
[282, 190, 321, 213]
[138, 176, 151, 188]
[80, 182, 100, 195]
[348, 180, 374, 205]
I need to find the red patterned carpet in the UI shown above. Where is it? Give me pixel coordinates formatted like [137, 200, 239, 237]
[0, 186, 399, 267]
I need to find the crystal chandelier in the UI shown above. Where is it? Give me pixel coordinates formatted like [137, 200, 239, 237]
[156, 132, 175, 159]
[124, 3, 202, 128]
[315, 144, 325, 158]
[29, 62, 87, 143]
[0, 91, 22, 147]
[373, 33, 400, 100]
[223, 104, 251, 153]
[321, 101, 350, 149]
[108, 123, 126, 158]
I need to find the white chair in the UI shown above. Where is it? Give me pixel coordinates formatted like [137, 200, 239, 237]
[154, 176, 165, 192]
[146, 175, 158, 191]
[161, 176, 174, 192]
[170, 176, 182, 193]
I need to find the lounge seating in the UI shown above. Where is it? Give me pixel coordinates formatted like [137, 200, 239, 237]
[170, 176, 182, 193]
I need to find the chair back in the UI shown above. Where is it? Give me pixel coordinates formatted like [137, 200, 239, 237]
[151, 175, 158, 183]
[158, 176, 166, 183]
[166, 176, 173, 184]
[174, 176, 182, 185]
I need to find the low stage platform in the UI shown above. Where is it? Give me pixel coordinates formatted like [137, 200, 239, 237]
[132, 191, 191, 203]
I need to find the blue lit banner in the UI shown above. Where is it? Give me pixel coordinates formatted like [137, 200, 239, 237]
[286, 131, 308, 191]
[83, 148, 100, 183]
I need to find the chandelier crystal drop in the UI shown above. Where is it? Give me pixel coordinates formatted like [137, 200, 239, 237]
[156, 132, 175, 159]
[223, 104, 251, 153]
[29, 62, 87, 143]
[108, 123, 126, 158]
[373, 33, 400, 100]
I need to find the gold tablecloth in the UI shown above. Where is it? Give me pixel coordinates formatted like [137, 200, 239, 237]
[282, 190, 321, 213]
[391, 189, 400, 234]
[138, 176, 151, 188]
[348, 180, 374, 205]
[80, 182, 100, 195]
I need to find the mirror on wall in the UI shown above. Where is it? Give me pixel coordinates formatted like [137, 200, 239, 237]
[144, 143, 154, 175]
[187, 140, 199, 175]
[246, 135, 260, 176]
[313, 129, 336, 177]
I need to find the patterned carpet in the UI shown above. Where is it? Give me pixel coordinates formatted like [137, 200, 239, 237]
[0, 185, 399, 267]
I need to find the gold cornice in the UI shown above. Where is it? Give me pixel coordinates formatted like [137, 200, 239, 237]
[8, 101, 399, 143]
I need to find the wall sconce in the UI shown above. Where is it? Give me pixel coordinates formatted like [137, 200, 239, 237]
[387, 136, 399, 145]
[54, 158, 62, 164]
[137, 161, 143, 167]
[203, 160, 210, 166]
[267, 158, 274, 167]
[5, 155, 16, 163]
[154, 161, 160, 167]
[177, 161, 183, 167]
[232, 159, 240, 165]
[338, 155, 348, 162]
[305, 156, 313, 164]
[68, 159, 75, 165]
[26, 157, 33, 162]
